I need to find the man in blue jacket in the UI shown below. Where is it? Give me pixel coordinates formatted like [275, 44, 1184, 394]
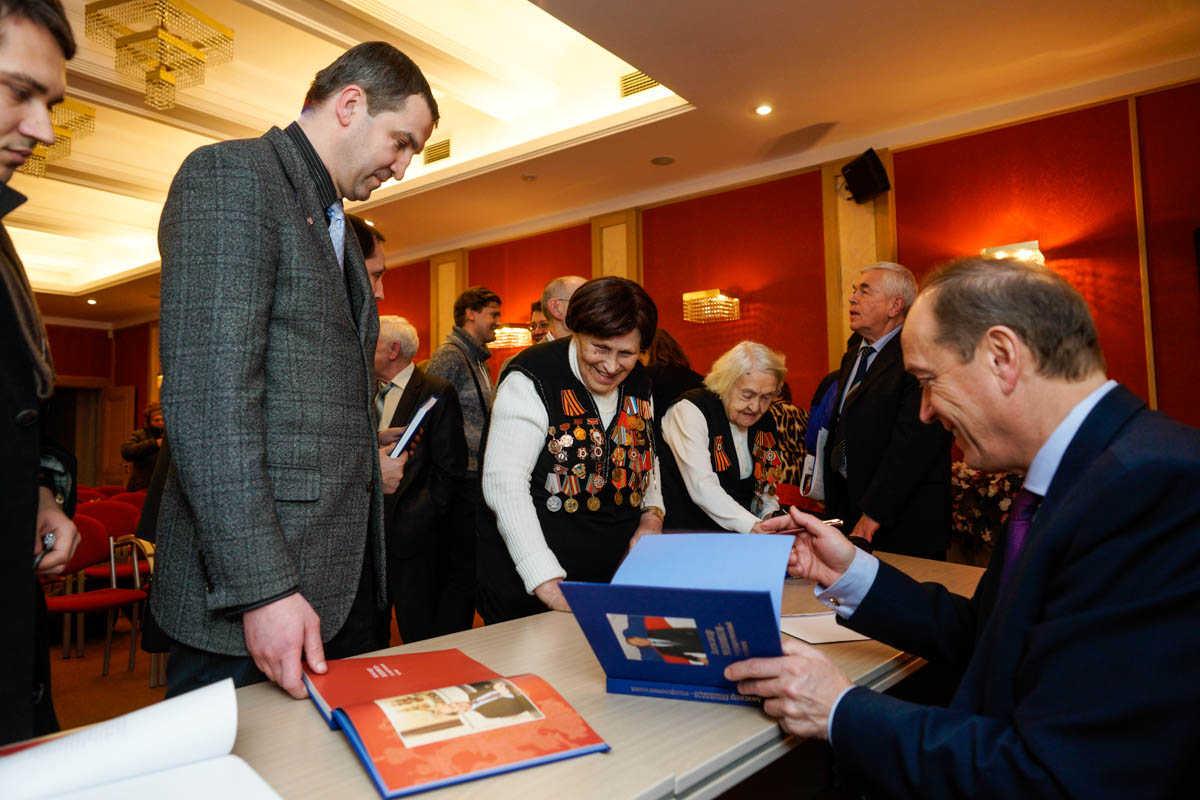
[729, 257, 1200, 798]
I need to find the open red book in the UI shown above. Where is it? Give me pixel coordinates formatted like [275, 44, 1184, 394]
[302, 650, 608, 798]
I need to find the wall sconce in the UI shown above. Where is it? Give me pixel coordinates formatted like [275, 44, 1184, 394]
[682, 289, 740, 323]
[488, 324, 534, 349]
[981, 240, 1045, 265]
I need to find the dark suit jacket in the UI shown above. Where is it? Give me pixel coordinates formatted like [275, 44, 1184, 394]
[383, 366, 468, 559]
[824, 331, 952, 554]
[153, 127, 386, 656]
[832, 385, 1200, 799]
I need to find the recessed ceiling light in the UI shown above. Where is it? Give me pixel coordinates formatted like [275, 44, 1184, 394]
[522, 173, 537, 182]
[364, 219, 375, 227]
[86, 299, 97, 305]
[755, 104, 773, 116]
[650, 156, 675, 166]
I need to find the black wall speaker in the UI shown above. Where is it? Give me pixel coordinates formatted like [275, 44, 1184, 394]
[841, 148, 891, 204]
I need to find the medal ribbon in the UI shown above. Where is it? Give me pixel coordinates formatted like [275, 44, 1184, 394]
[561, 390, 587, 416]
[713, 435, 732, 472]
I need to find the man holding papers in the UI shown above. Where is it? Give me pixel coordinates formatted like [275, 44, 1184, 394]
[374, 315, 471, 641]
[728, 258, 1200, 799]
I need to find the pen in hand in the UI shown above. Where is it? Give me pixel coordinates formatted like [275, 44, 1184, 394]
[32, 531, 56, 570]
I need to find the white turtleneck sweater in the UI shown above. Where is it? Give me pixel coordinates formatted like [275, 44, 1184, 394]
[482, 337, 662, 593]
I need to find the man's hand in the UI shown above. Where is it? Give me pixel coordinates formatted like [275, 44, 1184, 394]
[533, 578, 570, 612]
[760, 508, 856, 587]
[34, 486, 79, 577]
[378, 447, 409, 494]
[242, 592, 326, 699]
[725, 637, 853, 740]
[848, 512, 881, 544]
[378, 427, 405, 448]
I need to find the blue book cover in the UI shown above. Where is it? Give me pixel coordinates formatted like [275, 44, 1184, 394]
[560, 534, 791, 706]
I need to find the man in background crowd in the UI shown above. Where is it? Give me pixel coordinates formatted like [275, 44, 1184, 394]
[154, 42, 437, 700]
[540, 275, 586, 341]
[529, 300, 550, 344]
[120, 402, 164, 491]
[348, 213, 388, 302]
[374, 315, 471, 641]
[732, 257, 1200, 798]
[823, 262, 952, 558]
[0, 0, 80, 745]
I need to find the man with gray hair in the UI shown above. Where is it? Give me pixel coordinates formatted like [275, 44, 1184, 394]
[731, 257, 1200, 798]
[541, 275, 587, 341]
[374, 316, 472, 640]
[823, 262, 952, 557]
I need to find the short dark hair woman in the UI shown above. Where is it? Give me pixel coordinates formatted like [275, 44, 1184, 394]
[480, 277, 662, 622]
[659, 341, 787, 532]
[640, 328, 704, 414]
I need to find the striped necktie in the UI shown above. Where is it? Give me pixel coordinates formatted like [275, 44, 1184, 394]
[326, 201, 345, 273]
[375, 381, 393, 427]
[831, 345, 875, 477]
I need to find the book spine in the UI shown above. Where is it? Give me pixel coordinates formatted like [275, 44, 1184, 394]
[606, 677, 762, 706]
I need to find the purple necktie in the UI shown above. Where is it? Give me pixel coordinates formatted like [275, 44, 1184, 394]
[1000, 488, 1041, 585]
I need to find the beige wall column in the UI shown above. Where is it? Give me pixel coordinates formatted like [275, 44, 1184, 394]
[821, 149, 897, 370]
[590, 209, 641, 281]
[429, 249, 469, 346]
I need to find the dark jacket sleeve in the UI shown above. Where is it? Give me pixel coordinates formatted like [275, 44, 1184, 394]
[858, 370, 950, 527]
[120, 428, 158, 462]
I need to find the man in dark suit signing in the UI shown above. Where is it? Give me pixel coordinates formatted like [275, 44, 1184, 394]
[730, 258, 1200, 798]
[824, 262, 952, 557]
[154, 43, 438, 700]
[374, 313, 471, 643]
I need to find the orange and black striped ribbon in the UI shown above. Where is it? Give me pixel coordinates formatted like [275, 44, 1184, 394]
[713, 435, 732, 471]
[561, 389, 587, 416]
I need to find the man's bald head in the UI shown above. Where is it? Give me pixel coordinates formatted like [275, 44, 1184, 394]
[541, 275, 587, 339]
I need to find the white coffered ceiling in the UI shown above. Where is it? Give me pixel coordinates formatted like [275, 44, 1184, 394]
[26, 0, 1200, 324]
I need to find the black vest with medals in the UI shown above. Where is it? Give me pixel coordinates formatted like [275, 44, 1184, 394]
[660, 387, 779, 531]
[503, 337, 654, 583]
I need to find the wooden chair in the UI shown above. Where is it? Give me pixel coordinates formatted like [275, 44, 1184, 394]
[45, 516, 150, 674]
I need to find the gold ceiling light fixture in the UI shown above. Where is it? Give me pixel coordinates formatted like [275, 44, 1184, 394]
[17, 98, 98, 177]
[682, 289, 740, 323]
[487, 324, 534, 350]
[85, 0, 235, 110]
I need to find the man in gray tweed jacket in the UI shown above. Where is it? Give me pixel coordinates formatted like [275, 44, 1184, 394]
[154, 43, 437, 699]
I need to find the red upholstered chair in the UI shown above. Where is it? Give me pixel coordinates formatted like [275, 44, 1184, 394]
[109, 491, 147, 513]
[95, 485, 126, 497]
[78, 501, 149, 585]
[76, 488, 105, 504]
[46, 515, 149, 673]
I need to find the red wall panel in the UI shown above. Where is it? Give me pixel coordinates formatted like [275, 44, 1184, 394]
[468, 224, 591, 323]
[641, 172, 828, 402]
[45, 324, 111, 380]
[113, 323, 150, 428]
[378, 259, 433, 363]
[894, 101, 1149, 399]
[1137, 82, 1200, 427]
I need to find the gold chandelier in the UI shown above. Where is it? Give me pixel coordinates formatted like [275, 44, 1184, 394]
[85, 0, 234, 110]
[17, 98, 97, 177]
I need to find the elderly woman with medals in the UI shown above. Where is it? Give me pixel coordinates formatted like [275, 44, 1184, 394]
[479, 277, 663, 623]
[659, 341, 786, 532]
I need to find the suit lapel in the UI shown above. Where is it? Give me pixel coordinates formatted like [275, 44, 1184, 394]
[840, 331, 901, 414]
[387, 369, 425, 430]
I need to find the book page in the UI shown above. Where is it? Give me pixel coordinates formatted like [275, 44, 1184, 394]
[781, 612, 870, 644]
[0, 679, 237, 799]
[57, 755, 279, 799]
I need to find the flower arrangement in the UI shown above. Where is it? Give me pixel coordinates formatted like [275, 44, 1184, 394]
[951, 461, 1021, 547]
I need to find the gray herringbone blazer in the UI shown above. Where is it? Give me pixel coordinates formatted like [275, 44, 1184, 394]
[152, 126, 385, 656]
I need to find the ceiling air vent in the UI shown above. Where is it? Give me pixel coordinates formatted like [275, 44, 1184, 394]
[424, 139, 450, 165]
[619, 70, 659, 98]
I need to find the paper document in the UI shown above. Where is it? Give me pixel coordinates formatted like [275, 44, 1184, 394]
[389, 395, 438, 457]
[780, 612, 870, 644]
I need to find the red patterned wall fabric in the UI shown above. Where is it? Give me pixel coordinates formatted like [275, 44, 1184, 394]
[1137, 82, 1200, 427]
[894, 101, 1148, 400]
[45, 324, 112, 380]
[114, 323, 150, 427]
[641, 171, 828, 402]
[379, 259, 432, 364]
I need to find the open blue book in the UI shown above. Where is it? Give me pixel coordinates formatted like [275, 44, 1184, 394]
[559, 533, 792, 706]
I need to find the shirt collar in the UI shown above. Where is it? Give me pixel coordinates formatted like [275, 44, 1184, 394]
[0, 183, 27, 219]
[863, 323, 902, 353]
[1023, 379, 1118, 495]
[284, 121, 338, 211]
[387, 362, 415, 392]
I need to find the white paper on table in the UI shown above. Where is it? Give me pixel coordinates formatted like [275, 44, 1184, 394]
[780, 612, 870, 644]
[0, 679, 279, 800]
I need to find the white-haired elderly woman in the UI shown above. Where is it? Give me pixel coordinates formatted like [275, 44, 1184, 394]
[659, 341, 786, 532]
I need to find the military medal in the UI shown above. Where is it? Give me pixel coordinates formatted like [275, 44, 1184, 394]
[576, 446, 588, 460]
[574, 425, 587, 440]
[591, 444, 604, 460]
[629, 491, 641, 507]
[547, 438, 562, 454]
[546, 496, 563, 512]
[612, 446, 626, 465]
[572, 462, 587, 479]
[544, 473, 565, 512]
[564, 474, 581, 513]
[558, 434, 573, 449]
